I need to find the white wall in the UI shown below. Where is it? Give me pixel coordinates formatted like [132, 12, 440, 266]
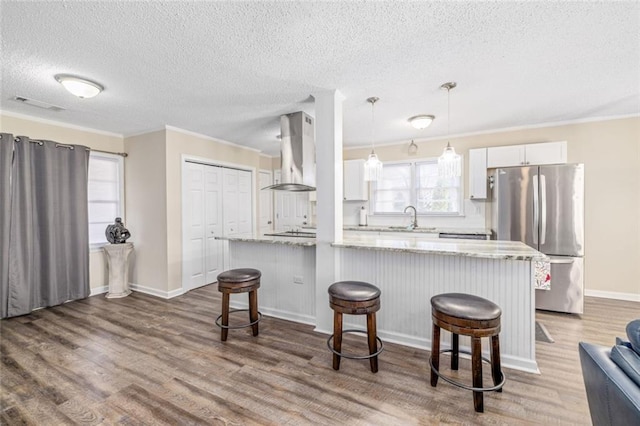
[164, 128, 265, 292]
[124, 130, 169, 296]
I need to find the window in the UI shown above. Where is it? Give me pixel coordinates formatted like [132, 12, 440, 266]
[88, 152, 124, 247]
[371, 158, 462, 215]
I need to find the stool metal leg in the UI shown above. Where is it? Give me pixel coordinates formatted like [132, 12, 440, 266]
[249, 289, 259, 336]
[367, 313, 378, 373]
[491, 335, 503, 393]
[451, 333, 459, 370]
[471, 336, 483, 412]
[430, 323, 441, 387]
[221, 292, 230, 341]
[332, 312, 343, 370]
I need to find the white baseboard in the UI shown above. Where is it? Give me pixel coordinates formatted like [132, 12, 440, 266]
[229, 301, 316, 326]
[585, 289, 640, 302]
[129, 283, 185, 299]
[90, 286, 108, 296]
[318, 324, 540, 374]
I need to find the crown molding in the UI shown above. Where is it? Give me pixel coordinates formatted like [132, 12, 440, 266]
[0, 110, 123, 138]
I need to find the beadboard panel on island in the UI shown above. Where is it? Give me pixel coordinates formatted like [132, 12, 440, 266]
[335, 247, 536, 373]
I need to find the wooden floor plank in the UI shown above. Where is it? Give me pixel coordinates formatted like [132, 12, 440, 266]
[1, 284, 638, 425]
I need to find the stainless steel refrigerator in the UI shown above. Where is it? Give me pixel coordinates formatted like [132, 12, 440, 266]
[491, 164, 585, 314]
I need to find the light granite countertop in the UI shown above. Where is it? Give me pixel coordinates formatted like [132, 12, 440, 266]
[220, 234, 544, 260]
[216, 234, 316, 247]
[332, 234, 546, 260]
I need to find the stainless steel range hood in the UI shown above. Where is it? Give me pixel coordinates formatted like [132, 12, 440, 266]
[263, 111, 316, 191]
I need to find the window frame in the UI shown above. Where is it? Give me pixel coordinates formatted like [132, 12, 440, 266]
[370, 157, 464, 217]
[88, 151, 125, 250]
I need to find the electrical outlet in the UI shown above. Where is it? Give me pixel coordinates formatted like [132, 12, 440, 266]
[293, 275, 304, 284]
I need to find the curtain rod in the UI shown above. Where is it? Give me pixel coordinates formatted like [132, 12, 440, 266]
[89, 148, 128, 158]
[20, 138, 128, 157]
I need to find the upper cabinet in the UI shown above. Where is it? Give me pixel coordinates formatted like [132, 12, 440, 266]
[487, 141, 567, 168]
[344, 159, 369, 201]
[468, 148, 488, 200]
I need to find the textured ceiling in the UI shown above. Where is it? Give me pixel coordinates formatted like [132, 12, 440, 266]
[1, 1, 639, 155]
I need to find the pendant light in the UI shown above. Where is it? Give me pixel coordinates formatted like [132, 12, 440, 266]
[364, 96, 383, 181]
[438, 82, 462, 178]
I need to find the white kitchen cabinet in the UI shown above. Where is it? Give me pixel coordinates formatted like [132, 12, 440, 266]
[468, 148, 488, 200]
[343, 159, 369, 201]
[524, 141, 567, 166]
[487, 141, 567, 168]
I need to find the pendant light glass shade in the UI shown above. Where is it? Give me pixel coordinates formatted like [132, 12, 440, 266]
[364, 150, 383, 181]
[438, 142, 462, 178]
[364, 96, 383, 181]
[437, 82, 462, 178]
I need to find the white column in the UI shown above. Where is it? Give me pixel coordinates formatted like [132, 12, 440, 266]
[312, 89, 345, 334]
[104, 243, 134, 298]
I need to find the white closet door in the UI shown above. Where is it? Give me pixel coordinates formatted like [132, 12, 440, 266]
[184, 162, 205, 291]
[204, 166, 224, 284]
[238, 170, 252, 235]
[295, 193, 309, 227]
[223, 168, 239, 236]
[259, 171, 273, 235]
[276, 192, 294, 231]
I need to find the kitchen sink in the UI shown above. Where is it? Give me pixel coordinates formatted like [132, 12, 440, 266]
[264, 230, 316, 238]
[387, 226, 437, 232]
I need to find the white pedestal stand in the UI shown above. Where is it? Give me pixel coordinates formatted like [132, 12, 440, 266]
[104, 242, 134, 298]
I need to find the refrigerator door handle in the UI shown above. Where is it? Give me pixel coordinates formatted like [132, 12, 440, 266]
[548, 257, 575, 264]
[540, 174, 547, 245]
[532, 175, 539, 244]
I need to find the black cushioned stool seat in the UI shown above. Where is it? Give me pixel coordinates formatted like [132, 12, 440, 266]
[216, 268, 261, 341]
[430, 293, 505, 413]
[328, 281, 383, 373]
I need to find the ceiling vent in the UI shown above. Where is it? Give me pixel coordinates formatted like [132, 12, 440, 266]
[13, 96, 65, 112]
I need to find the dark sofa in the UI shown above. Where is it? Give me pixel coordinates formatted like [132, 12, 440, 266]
[579, 320, 640, 425]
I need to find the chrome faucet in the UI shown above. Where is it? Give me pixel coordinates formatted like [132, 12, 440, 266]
[404, 205, 418, 229]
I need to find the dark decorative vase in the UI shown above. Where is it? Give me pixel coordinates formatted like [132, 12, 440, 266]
[105, 217, 131, 244]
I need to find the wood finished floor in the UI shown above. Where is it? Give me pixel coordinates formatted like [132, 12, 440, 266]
[1, 285, 638, 425]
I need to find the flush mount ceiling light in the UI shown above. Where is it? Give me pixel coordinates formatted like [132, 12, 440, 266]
[409, 114, 435, 129]
[363, 96, 383, 182]
[438, 82, 462, 178]
[55, 74, 104, 99]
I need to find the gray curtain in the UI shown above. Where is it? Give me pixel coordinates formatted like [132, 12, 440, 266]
[3, 136, 90, 318]
[0, 134, 13, 318]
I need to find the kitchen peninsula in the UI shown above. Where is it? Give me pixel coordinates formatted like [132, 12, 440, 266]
[220, 233, 546, 373]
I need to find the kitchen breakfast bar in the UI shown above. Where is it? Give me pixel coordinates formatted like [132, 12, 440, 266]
[220, 234, 546, 373]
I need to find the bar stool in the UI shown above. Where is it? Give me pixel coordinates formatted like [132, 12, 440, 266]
[430, 293, 505, 413]
[215, 268, 262, 341]
[327, 281, 383, 373]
